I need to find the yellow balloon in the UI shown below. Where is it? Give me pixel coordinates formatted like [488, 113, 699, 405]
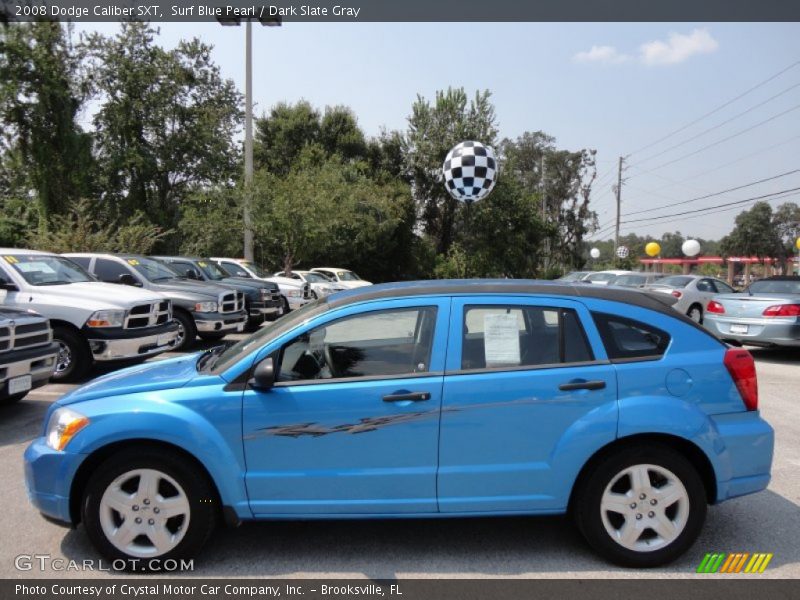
[645, 242, 661, 257]
[796, 237, 800, 250]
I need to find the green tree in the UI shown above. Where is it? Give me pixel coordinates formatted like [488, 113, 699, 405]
[772, 201, 800, 261]
[254, 100, 321, 175]
[0, 22, 93, 228]
[178, 185, 243, 258]
[82, 23, 242, 236]
[720, 202, 782, 259]
[405, 87, 498, 254]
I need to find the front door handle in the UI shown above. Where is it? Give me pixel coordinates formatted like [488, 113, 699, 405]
[558, 380, 606, 391]
[383, 391, 431, 403]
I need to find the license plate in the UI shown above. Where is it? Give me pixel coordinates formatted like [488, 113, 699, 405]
[8, 375, 32, 395]
[156, 333, 172, 346]
[236, 322, 245, 332]
[730, 324, 749, 334]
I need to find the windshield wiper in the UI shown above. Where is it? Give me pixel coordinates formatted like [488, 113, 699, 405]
[197, 342, 233, 371]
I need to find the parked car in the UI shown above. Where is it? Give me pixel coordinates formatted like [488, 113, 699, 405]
[274, 270, 347, 298]
[310, 267, 372, 289]
[609, 273, 666, 288]
[645, 275, 735, 323]
[583, 270, 635, 285]
[66, 253, 247, 351]
[0, 307, 58, 404]
[557, 271, 591, 282]
[23, 280, 772, 569]
[0, 249, 179, 381]
[704, 275, 800, 347]
[154, 256, 283, 329]
[211, 258, 312, 312]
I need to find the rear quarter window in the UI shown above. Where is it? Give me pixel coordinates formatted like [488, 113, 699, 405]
[591, 312, 671, 361]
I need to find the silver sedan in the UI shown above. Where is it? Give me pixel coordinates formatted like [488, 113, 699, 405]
[704, 276, 800, 347]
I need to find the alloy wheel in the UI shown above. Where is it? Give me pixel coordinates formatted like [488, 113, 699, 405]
[55, 341, 73, 374]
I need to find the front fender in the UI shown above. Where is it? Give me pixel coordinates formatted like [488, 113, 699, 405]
[67, 392, 250, 519]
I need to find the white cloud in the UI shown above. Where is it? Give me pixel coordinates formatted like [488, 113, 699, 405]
[573, 45, 630, 65]
[639, 28, 719, 66]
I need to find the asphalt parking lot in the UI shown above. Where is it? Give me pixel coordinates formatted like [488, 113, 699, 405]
[1, 337, 798, 579]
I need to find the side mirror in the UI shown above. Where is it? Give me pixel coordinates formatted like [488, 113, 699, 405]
[250, 357, 275, 391]
[118, 273, 140, 287]
[187, 269, 201, 280]
[0, 281, 18, 291]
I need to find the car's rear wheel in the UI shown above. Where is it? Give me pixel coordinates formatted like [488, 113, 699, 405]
[687, 304, 703, 323]
[51, 326, 91, 382]
[82, 448, 216, 570]
[573, 443, 706, 567]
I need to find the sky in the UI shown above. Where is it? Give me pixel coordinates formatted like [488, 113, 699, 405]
[74, 21, 800, 243]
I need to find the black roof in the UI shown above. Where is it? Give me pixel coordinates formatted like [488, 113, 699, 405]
[326, 279, 679, 316]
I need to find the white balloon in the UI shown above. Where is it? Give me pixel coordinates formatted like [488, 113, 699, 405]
[442, 141, 498, 202]
[590, 248, 600, 259]
[682, 239, 701, 257]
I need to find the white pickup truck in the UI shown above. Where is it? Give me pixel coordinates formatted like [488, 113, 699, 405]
[0, 249, 179, 381]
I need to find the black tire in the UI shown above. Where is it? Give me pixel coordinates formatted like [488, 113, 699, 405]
[81, 447, 217, 571]
[573, 443, 707, 568]
[687, 304, 703, 324]
[198, 332, 226, 342]
[51, 326, 91, 382]
[172, 310, 197, 352]
[0, 392, 28, 406]
[281, 296, 291, 314]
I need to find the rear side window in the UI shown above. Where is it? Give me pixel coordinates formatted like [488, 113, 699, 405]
[591, 313, 670, 361]
[461, 305, 594, 370]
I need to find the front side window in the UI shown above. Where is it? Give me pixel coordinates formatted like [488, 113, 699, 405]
[195, 260, 227, 281]
[2, 254, 93, 286]
[591, 313, 670, 361]
[278, 307, 437, 382]
[337, 271, 361, 281]
[95, 258, 133, 283]
[461, 305, 594, 370]
[123, 256, 179, 282]
[713, 280, 735, 294]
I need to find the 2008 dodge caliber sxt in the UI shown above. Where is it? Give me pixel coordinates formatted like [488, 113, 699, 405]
[25, 280, 773, 568]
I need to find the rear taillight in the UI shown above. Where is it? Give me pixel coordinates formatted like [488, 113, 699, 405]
[707, 300, 725, 314]
[671, 290, 682, 298]
[762, 304, 800, 317]
[723, 348, 758, 411]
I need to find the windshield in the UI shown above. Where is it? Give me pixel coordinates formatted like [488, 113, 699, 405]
[558, 271, 588, 282]
[747, 279, 800, 295]
[304, 272, 331, 283]
[613, 275, 646, 286]
[3, 254, 94, 286]
[657, 276, 693, 288]
[241, 261, 273, 279]
[124, 256, 179, 282]
[210, 298, 327, 374]
[337, 270, 361, 281]
[196, 259, 229, 281]
[586, 272, 617, 282]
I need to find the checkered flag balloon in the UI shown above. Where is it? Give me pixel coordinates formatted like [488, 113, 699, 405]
[616, 246, 630, 259]
[442, 141, 497, 202]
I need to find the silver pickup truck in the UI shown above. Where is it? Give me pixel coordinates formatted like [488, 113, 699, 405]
[0, 307, 58, 405]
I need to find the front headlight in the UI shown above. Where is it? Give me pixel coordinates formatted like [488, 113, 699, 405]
[86, 310, 125, 328]
[194, 301, 218, 312]
[45, 407, 89, 451]
[287, 290, 302, 298]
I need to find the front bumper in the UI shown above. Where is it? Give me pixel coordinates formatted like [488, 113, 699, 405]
[195, 310, 247, 333]
[0, 343, 58, 395]
[24, 437, 85, 525]
[85, 322, 180, 362]
[712, 411, 774, 503]
[286, 295, 312, 311]
[250, 300, 283, 318]
[704, 315, 800, 347]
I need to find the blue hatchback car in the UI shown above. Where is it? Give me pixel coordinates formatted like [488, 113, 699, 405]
[24, 280, 774, 568]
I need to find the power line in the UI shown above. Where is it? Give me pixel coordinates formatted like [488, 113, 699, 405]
[630, 80, 800, 168]
[635, 101, 800, 175]
[628, 58, 800, 156]
[621, 186, 800, 225]
[623, 168, 800, 217]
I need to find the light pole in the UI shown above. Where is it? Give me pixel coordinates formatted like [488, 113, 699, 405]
[218, 15, 282, 262]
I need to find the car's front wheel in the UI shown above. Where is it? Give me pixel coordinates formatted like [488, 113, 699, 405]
[81, 448, 216, 569]
[573, 443, 706, 567]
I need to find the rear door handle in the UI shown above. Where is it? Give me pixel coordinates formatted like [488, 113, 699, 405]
[383, 392, 431, 402]
[558, 380, 606, 391]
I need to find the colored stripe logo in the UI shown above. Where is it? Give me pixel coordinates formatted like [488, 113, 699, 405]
[696, 553, 773, 573]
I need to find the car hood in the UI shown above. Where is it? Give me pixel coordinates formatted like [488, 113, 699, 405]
[148, 278, 227, 299]
[56, 354, 200, 405]
[223, 277, 278, 292]
[267, 276, 304, 289]
[32, 281, 166, 308]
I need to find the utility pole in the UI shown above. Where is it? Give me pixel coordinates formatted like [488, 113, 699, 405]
[614, 155, 624, 255]
[243, 19, 254, 262]
[540, 154, 548, 271]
